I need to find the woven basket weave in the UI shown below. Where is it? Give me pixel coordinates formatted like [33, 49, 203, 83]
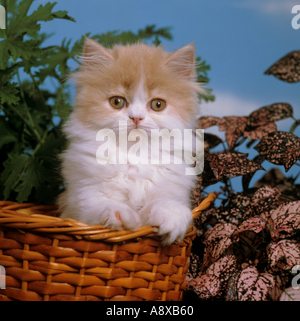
[0, 193, 215, 301]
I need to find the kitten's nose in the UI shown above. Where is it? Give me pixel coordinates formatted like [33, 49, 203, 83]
[129, 116, 144, 126]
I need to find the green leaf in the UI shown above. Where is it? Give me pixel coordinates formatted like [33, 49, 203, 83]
[51, 10, 76, 22]
[35, 132, 66, 160]
[0, 37, 41, 69]
[7, 0, 36, 37]
[0, 29, 6, 39]
[14, 157, 47, 203]
[91, 25, 173, 48]
[35, 39, 72, 80]
[1, 154, 29, 200]
[0, 82, 20, 105]
[0, 117, 18, 148]
[7, 1, 75, 38]
[51, 85, 72, 121]
[138, 25, 173, 41]
[0, 37, 10, 69]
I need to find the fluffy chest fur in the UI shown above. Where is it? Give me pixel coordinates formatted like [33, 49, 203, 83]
[62, 122, 194, 212]
[58, 39, 203, 245]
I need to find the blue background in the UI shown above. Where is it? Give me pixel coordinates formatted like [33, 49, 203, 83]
[30, 0, 300, 191]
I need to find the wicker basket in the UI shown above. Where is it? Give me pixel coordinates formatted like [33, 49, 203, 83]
[0, 193, 215, 301]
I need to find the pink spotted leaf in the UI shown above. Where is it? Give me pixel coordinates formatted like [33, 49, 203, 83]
[254, 131, 300, 172]
[203, 223, 238, 266]
[236, 266, 274, 301]
[269, 201, 300, 237]
[248, 103, 293, 126]
[244, 122, 277, 140]
[264, 51, 300, 83]
[187, 273, 221, 300]
[232, 216, 266, 236]
[267, 239, 300, 272]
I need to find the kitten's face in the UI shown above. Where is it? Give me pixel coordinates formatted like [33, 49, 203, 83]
[72, 40, 203, 136]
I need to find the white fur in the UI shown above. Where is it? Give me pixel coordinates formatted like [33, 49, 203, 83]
[59, 73, 198, 245]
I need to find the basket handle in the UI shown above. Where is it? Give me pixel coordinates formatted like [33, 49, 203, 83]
[192, 192, 216, 220]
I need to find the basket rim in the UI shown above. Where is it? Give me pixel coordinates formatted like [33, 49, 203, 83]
[0, 193, 216, 243]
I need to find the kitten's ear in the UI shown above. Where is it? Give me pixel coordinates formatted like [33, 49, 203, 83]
[165, 42, 195, 79]
[82, 38, 114, 68]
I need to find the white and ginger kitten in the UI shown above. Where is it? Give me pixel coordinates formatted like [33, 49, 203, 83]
[58, 38, 203, 245]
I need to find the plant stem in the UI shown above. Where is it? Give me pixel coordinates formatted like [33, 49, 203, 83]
[32, 129, 48, 158]
[289, 119, 300, 134]
[0, 103, 39, 140]
[16, 69, 41, 142]
[29, 70, 56, 128]
[239, 235, 258, 252]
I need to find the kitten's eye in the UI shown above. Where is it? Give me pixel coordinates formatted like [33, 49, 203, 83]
[109, 97, 126, 109]
[150, 99, 166, 111]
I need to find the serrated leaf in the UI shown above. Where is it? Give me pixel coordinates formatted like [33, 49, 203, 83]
[212, 192, 251, 225]
[233, 217, 266, 236]
[280, 287, 300, 301]
[267, 240, 300, 271]
[8, 2, 75, 38]
[187, 273, 221, 299]
[203, 223, 238, 266]
[204, 223, 238, 242]
[14, 157, 47, 203]
[0, 38, 10, 70]
[212, 186, 281, 225]
[271, 201, 300, 221]
[35, 132, 66, 160]
[265, 51, 300, 83]
[206, 255, 238, 283]
[0, 82, 20, 105]
[34, 39, 72, 81]
[51, 10, 76, 22]
[1, 155, 30, 199]
[270, 201, 300, 235]
[0, 29, 6, 39]
[0, 1, 75, 70]
[251, 185, 281, 207]
[0, 37, 41, 69]
[0, 117, 18, 148]
[254, 131, 300, 172]
[236, 266, 274, 301]
[243, 186, 281, 219]
[211, 152, 264, 180]
[204, 133, 223, 151]
[244, 122, 277, 140]
[211, 116, 248, 133]
[223, 117, 248, 150]
[269, 275, 288, 301]
[248, 103, 293, 127]
[197, 116, 223, 129]
[7, 0, 35, 37]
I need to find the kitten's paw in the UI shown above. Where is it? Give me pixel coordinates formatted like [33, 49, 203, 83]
[158, 216, 190, 246]
[101, 202, 141, 231]
[139, 200, 192, 246]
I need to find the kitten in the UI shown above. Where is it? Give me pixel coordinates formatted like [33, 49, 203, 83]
[58, 38, 203, 245]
